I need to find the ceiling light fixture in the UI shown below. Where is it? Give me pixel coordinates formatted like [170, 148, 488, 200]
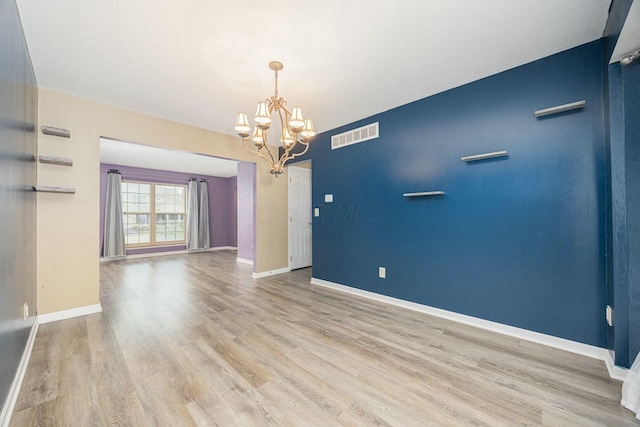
[621, 50, 640, 66]
[234, 61, 316, 177]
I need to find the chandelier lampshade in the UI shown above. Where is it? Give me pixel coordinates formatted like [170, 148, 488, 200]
[234, 61, 316, 177]
[234, 113, 251, 137]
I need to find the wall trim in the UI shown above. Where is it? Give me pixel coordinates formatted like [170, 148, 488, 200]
[38, 303, 102, 324]
[0, 318, 39, 427]
[310, 277, 628, 381]
[100, 246, 236, 262]
[604, 351, 629, 381]
[236, 257, 254, 266]
[252, 267, 290, 279]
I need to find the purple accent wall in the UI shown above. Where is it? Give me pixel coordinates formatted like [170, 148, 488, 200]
[237, 161, 256, 262]
[100, 163, 237, 256]
[229, 176, 238, 247]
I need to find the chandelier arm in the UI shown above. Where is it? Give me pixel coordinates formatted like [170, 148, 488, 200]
[280, 139, 311, 164]
[242, 135, 278, 170]
[241, 137, 261, 155]
[257, 140, 278, 167]
[276, 106, 288, 147]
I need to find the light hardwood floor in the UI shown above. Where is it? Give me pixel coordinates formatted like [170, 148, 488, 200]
[10, 251, 639, 426]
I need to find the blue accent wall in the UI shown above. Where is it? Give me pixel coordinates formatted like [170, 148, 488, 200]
[602, 0, 636, 367]
[602, 0, 639, 369]
[624, 60, 640, 366]
[304, 41, 607, 347]
[611, 57, 640, 367]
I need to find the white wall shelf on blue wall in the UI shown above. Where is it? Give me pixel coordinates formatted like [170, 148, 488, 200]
[403, 191, 445, 197]
[534, 100, 586, 118]
[461, 151, 508, 162]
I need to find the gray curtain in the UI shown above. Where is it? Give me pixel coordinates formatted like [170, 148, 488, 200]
[103, 171, 126, 257]
[186, 179, 199, 250]
[198, 180, 210, 249]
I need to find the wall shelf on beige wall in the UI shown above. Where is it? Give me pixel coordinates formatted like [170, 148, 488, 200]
[41, 126, 70, 138]
[38, 155, 73, 166]
[33, 186, 76, 194]
[534, 100, 585, 118]
[403, 191, 445, 197]
[461, 150, 508, 162]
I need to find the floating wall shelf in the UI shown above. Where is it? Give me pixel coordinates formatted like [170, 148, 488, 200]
[33, 186, 76, 194]
[39, 155, 73, 166]
[534, 100, 585, 118]
[461, 150, 508, 162]
[41, 126, 71, 138]
[403, 191, 445, 197]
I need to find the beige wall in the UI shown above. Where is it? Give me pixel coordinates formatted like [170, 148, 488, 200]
[37, 89, 288, 315]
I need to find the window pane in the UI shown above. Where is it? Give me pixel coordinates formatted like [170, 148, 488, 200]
[155, 210, 184, 243]
[123, 212, 150, 245]
[121, 182, 186, 246]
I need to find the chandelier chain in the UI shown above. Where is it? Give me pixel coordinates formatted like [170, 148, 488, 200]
[274, 70, 279, 99]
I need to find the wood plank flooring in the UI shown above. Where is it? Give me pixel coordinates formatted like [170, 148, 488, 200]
[10, 251, 639, 426]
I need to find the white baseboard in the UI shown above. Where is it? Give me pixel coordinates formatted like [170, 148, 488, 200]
[100, 246, 236, 262]
[38, 303, 102, 324]
[604, 351, 629, 381]
[252, 267, 290, 279]
[310, 277, 628, 382]
[236, 257, 254, 266]
[0, 318, 39, 427]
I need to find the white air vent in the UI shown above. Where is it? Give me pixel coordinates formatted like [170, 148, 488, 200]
[331, 122, 379, 150]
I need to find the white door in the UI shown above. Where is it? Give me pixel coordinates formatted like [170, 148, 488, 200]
[288, 165, 312, 270]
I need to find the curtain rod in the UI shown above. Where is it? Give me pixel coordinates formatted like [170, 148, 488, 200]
[101, 169, 214, 182]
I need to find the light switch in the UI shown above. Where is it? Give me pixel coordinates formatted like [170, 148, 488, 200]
[314, 208, 320, 217]
[325, 194, 333, 203]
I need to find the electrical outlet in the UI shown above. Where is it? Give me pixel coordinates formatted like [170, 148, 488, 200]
[606, 305, 613, 326]
[23, 303, 29, 320]
[314, 208, 320, 217]
[379, 267, 386, 279]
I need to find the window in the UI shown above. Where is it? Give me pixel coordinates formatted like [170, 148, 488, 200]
[122, 182, 186, 247]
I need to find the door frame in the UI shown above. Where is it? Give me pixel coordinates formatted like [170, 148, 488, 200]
[287, 161, 312, 270]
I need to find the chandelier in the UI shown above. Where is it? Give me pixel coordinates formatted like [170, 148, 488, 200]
[234, 61, 316, 177]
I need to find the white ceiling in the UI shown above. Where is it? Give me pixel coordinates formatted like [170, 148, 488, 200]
[19, 1, 639, 177]
[17, 0, 614, 138]
[100, 138, 238, 178]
